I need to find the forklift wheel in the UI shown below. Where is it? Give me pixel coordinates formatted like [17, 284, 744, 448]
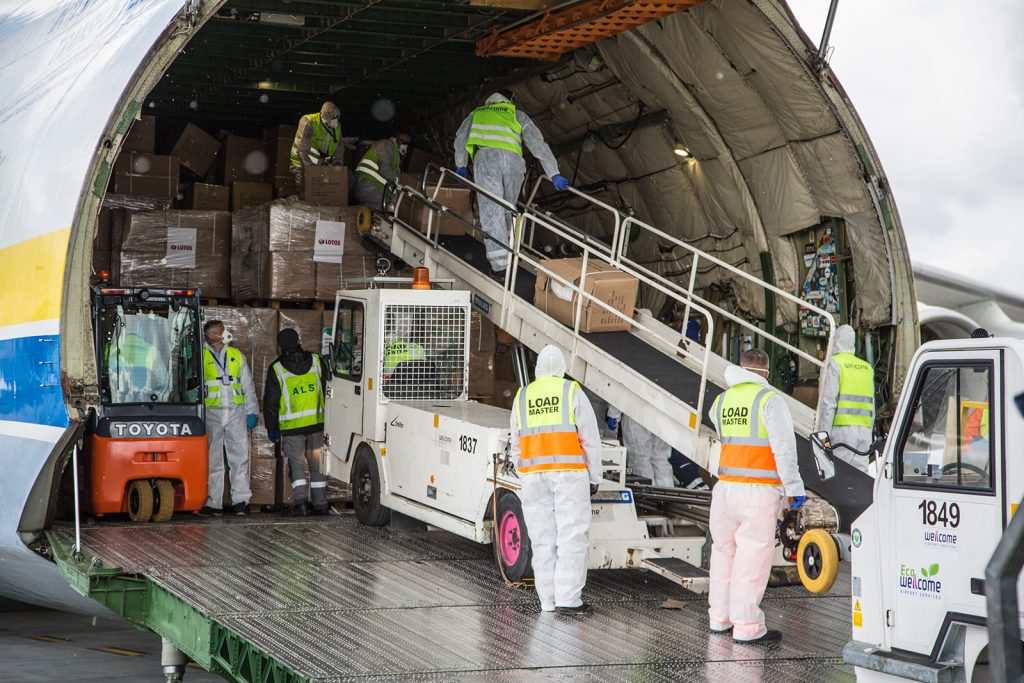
[796, 528, 839, 594]
[352, 449, 390, 527]
[493, 493, 533, 582]
[151, 480, 175, 523]
[127, 480, 154, 523]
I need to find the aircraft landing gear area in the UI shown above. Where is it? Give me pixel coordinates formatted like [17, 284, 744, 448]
[49, 514, 857, 681]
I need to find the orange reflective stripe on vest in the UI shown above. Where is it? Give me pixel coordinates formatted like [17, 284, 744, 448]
[715, 383, 782, 485]
[515, 377, 587, 474]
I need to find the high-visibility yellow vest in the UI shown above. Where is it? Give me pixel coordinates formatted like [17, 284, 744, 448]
[383, 339, 425, 375]
[833, 352, 874, 428]
[465, 102, 523, 159]
[715, 382, 782, 486]
[106, 334, 158, 371]
[290, 112, 340, 167]
[513, 376, 587, 475]
[203, 346, 246, 408]
[355, 140, 399, 189]
[273, 358, 324, 430]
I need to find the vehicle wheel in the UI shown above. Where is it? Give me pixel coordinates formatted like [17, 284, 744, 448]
[352, 449, 390, 526]
[797, 528, 839, 594]
[493, 492, 533, 582]
[151, 479, 175, 523]
[127, 480, 154, 523]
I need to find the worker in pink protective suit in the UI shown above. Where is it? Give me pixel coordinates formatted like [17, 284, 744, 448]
[707, 348, 806, 643]
[509, 345, 603, 615]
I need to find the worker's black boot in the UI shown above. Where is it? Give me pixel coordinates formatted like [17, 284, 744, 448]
[555, 603, 593, 616]
[284, 503, 309, 517]
[734, 629, 782, 644]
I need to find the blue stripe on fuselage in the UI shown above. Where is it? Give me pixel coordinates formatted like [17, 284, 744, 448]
[0, 334, 68, 428]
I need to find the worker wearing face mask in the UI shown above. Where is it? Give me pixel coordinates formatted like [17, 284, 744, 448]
[509, 345, 603, 616]
[816, 324, 875, 474]
[354, 132, 412, 210]
[199, 320, 259, 517]
[290, 101, 343, 194]
[453, 90, 569, 279]
[707, 348, 805, 643]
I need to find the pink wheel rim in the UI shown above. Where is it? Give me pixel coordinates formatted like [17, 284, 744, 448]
[499, 510, 521, 566]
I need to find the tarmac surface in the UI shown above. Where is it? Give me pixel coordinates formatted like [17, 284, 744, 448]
[39, 511, 856, 682]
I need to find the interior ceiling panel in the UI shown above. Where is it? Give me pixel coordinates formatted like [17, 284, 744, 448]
[151, 0, 906, 328]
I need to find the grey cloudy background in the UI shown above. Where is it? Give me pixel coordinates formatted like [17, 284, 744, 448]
[788, 0, 1024, 290]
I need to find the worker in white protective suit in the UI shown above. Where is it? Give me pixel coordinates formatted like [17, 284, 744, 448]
[199, 320, 259, 516]
[606, 407, 675, 487]
[816, 324, 875, 474]
[708, 348, 805, 643]
[509, 345, 603, 615]
[453, 90, 569, 278]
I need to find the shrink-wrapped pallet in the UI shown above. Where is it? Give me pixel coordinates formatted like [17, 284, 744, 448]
[120, 210, 231, 298]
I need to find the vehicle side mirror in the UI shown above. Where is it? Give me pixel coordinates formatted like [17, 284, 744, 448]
[809, 430, 836, 482]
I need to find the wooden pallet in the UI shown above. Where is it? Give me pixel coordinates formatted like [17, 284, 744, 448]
[476, 0, 705, 60]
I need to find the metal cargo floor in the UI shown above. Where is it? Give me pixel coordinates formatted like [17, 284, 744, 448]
[52, 515, 855, 682]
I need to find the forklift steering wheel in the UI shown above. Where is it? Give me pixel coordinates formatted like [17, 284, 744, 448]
[940, 461, 987, 477]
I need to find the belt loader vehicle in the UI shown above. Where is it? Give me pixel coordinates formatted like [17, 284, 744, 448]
[87, 283, 207, 522]
[839, 337, 1023, 681]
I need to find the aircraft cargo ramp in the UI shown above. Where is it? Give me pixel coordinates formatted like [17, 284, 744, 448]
[378, 171, 873, 529]
[49, 515, 855, 682]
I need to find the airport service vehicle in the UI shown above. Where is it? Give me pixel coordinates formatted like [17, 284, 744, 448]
[842, 338, 1024, 681]
[88, 283, 207, 522]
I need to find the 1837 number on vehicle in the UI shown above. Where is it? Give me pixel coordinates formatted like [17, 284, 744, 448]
[918, 499, 960, 528]
[459, 435, 477, 454]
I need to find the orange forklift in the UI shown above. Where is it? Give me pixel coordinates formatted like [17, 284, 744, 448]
[88, 282, 208, 522]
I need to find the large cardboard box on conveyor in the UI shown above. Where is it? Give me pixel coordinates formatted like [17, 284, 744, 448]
[396, 172, 473, 236]
[113, 153, 180, 198]
[120, 210, 231, 298]
[534, 257, 639, 333]
[231, 200, 377, 302]
[303, 165, 348, 206]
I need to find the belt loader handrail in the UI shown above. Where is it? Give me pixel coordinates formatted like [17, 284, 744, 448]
[393, 165, 716, 428]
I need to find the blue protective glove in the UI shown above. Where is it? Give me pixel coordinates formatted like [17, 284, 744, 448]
[606, 416, 619, 432]
[455, 166, 469, 179]
[552, 174, 569, 191]
[789, 495, 807, 510]
[267, 430, 279, 444]
[246, 413, 258, 430]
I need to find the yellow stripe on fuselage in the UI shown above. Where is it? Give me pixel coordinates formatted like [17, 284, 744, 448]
[0, 228, 70, 329]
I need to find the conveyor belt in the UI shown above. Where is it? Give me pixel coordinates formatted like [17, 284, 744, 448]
[52, 515, 855, 681]
[436, 234, 873, 530]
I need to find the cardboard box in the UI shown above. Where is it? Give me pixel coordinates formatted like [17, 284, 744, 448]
[122, 115, 156, 154]
[221, 134, 267, 185]
[171, 123, 221, 178]
[405, 149, 442, 175]
[250, 457, 276, 506]
[113, 153, 180, 198]
[396, 172, 472, 236]
[183, 183, 229, 211]
[534, 258, 639, 333]
[272, 175, 298, 199]
[792, 384, 819, 410]
[263, 125, 296, 179]
[231, 182, 273, 211]
[120, 210, 231, 298]
[303, 165, 348, 206]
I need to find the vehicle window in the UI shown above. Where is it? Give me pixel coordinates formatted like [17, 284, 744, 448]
[98, 304, 201, 404]
[333, 302, 364, 381]
[380, 303, 467, 401]
[896, 363, 993, 491]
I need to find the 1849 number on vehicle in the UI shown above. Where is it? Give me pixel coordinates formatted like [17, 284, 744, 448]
[918, 499, 960, 527]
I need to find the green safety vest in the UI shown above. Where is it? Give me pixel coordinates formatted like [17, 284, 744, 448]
[383, 339, 425, 375]
[273, 358, 324, 431]
[512, 376, 586, 474]
[290, 112, 341, 167]
[204, 346, 246, 408]
[355, 140, 399, 189]
[465, 102, 523, 159]
[107, 334, 158, 370]
[714, 382, 782, 485]
[833, 352, 874, 428]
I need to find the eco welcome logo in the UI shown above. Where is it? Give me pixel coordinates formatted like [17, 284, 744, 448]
[898, 563, 942, 600]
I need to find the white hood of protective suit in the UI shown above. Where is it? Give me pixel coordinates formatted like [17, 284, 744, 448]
[724, 364, 770, 388]
[485, 92, 511, 105]
[834, 324, 856, 354]
[535, 345, 567, 378]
